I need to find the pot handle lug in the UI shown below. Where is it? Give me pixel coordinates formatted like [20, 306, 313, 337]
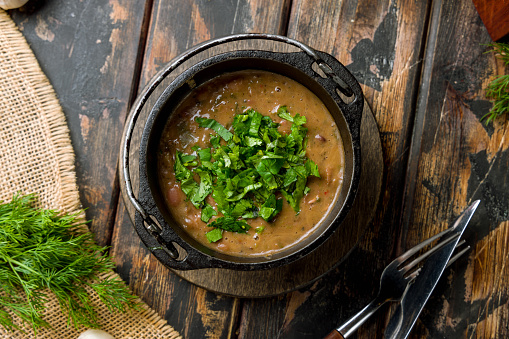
[312, 51, 364, 130]
[134, 212, 206, 270]
[144, 217, 180, 259]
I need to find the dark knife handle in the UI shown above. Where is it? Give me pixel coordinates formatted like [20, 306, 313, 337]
[324, 330, 346, 339]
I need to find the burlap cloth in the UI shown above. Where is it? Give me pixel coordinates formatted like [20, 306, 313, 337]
[0, 9, 181, 339]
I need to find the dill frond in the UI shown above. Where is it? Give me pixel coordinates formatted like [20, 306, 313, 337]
[0, 194, 140, 334]
[483, 42, 509, 124]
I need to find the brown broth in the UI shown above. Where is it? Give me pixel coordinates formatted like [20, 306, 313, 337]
[158, 70, 345, 257]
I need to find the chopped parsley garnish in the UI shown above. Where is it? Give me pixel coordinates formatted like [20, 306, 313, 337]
[205, 228, 223, 243]
[174, 106, 320, 242]
[195, 117, 233, 141]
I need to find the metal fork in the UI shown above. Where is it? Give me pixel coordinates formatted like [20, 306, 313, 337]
[325, 228, 469, 339]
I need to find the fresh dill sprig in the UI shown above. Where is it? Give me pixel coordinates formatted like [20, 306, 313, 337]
[0, 194, 140, 334]
[483, 42, 509, 125]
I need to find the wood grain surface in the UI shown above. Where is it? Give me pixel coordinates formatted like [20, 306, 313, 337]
[398, 1, 509, 337]
[277, 1, 433, 338]
[7, 0, 509, 338]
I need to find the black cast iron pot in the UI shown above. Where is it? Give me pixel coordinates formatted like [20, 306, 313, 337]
[124, 34, 364, 271]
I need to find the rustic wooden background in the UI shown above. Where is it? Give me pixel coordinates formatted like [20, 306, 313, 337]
[9, 0, 509, 338]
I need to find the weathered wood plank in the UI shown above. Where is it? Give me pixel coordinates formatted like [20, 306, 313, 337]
[237, 0, 433, 337]
[10, 0, 151, 246]
[139, 0, 292, 88]
[111, 1, 290, 338]
[400, 0, 509, 338]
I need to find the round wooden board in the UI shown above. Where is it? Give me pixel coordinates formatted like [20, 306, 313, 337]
[119, 38, 383, 297]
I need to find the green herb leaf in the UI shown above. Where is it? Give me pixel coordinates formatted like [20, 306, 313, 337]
[245, 136, 263, 147]
[291, 176, 307, 213]
[277, 106, 307, 125]
[283, 167, 299, 187]
[214, 147, 232, 168]
[229, 199, 256, 219]
[255, 155, 285, 190]
[208, 217, 251, 233]
[212, 184, 229, 214]
[174, 151, 193, 181]
[180, 176, 199, 198]
[210, 135, 222, 148]
[180, 154, 197, 165]
[191, 168, 213, 207]
[206, 228, 223, 242]
[305, 160, 321, 177]
[248, 111, 263, 136]
[197, 148, 212, 162]
[195, 117, 233, 141]
[259, 194, 283, 221]
[281, 176, 307, 213]
[201, 204, 217, 223]
[226, 182, 263, 202]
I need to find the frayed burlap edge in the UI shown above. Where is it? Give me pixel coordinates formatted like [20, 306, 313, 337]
[0, 9, 181, 339]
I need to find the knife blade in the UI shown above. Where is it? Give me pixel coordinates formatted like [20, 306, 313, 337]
[384, 200, 480, 339]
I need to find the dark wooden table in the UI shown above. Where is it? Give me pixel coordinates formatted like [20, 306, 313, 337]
[8, 0, 509, 338]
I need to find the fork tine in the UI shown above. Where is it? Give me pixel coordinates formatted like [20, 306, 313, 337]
[406, 267, 421, 281]
[446, 241, 470, 268]
[396, 227, 455, 262]
[403, 239, 468, 281]
[399, 232, 460, 274]
[455, 239, 466, 247]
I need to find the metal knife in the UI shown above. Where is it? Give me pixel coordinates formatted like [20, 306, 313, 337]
[384, 200, 480, 339]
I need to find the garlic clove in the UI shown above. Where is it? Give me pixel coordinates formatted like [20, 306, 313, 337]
[0, 0, 29, 10]
[77, 329, 115, 339]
